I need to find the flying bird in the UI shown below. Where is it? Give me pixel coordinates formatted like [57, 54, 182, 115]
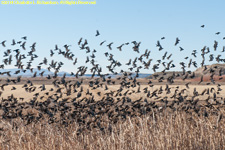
[0, 40, 6, 47]
[78, 38, 82, 45]
[215, 32, 220, 35]
[11, 39, 16, 46]
[107, 42, 113, 50]
[95, 30, 100, 36]
[100, 40, 106, 46]
[174, 37, 180, 46]
[21, 36, 27, 40]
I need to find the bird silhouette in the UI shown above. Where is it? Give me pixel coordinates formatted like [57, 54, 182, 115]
[174, 37, 180, 46]
[95, 30, 100, 36]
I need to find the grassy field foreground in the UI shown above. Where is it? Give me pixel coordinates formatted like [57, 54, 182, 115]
[0, 111, 224, 150]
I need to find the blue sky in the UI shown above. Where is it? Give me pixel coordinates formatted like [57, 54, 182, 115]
[0, 0, 225, 74]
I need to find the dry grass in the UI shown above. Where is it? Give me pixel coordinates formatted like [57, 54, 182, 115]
[0, 111, 225, 150]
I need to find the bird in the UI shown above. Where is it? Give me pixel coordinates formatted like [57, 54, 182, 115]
[214, 41, 218, 51]
[179, 47, 184, 51]
[0, 40, 6, 47]
[50, 50, 54, 57]
[117, 44, 124, 51]
[215, 32, 220, 35]
[78, 38, 82, 45]
[95, 30, 100, 36]
[174, 37, 180, 46]
[107, 42, 113, 50]
[20, 42, 26, 50]
[100, 40, 106, 46]
[21, 36, 27, 40]
[11, 39, 16, 46]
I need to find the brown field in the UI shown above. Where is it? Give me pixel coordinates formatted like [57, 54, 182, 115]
[1, 84, 225, 103]
[1, 78, 225, 102]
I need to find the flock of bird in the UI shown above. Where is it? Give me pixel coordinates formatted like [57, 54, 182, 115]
[0, 25, 225, 133]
